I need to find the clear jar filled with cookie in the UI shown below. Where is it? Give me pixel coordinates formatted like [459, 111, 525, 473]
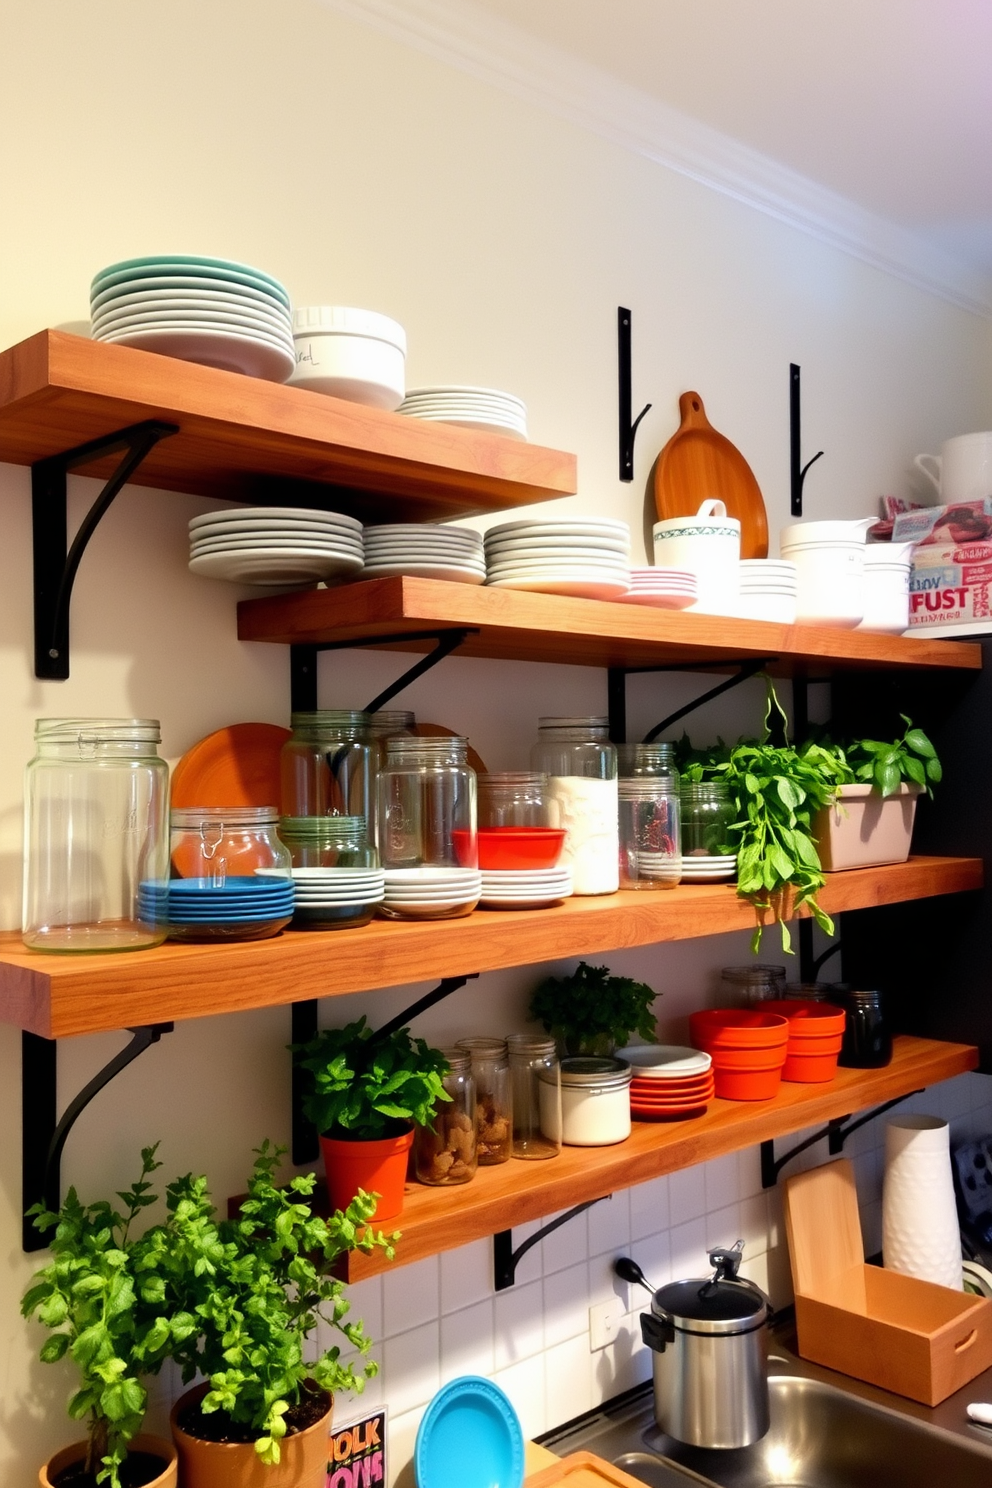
[456, 1037, 512, 1165]
[413, 1048, 478, 1185]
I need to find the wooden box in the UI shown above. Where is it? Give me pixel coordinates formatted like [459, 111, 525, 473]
[783, 1157, 992, 1405]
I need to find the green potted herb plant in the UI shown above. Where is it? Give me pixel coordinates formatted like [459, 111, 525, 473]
[157, 1141, 393, 1488]
[294, 1017, 450, 1221]
[22, 1146, 180, 1488]
[528, 961, 658, 1056]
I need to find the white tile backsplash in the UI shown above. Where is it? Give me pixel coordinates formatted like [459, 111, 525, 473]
[382, 1255, 440, 1336]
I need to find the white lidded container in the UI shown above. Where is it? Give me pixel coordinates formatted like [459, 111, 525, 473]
[857, 542, 914, 634]
[780, 519, 872, 628]
[289, 305, 406, 409]
[539, 1056, 632, 1146]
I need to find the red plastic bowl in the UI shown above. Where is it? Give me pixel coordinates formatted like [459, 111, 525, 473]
[690, 1009, 789, 1050]
[466, 827, 567, 870]
[712, 1065, 784, 1100]
[782, 1047, 843, 1083]
[761, 999, 846, 1037]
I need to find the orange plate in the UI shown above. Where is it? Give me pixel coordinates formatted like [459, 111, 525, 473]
[171, 722, 292, 809]
[653, 391, 768, 559]
[632, 1103, 709, 1121]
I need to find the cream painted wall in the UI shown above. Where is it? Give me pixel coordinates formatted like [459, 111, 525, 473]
[0, 1, 990, 1482]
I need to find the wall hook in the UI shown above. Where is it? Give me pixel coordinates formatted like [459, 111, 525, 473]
[618, 307, 651, 482]
[789, 363, 823, 517]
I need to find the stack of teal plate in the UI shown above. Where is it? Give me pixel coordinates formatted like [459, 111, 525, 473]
[89, 255, 295, 382]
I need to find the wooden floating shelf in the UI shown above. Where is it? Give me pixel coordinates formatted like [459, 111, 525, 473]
[238, 576, 982, 675]
[0, 331, 576, 521]
[1, 856, 980, 1039]
[340, 1035, 978, 1279]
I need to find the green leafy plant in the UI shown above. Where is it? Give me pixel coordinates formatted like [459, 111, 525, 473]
[846, 715, 942, 797]
[529, 960, 658, 1055]
[295, 1017, 450, 1140]
[147, 1141, 394, 1467]
[21, 1146, 186, 1488]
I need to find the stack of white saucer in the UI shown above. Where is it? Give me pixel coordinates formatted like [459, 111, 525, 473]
[737, 560, 798, 624]
[399, 386, 527, 439]
[188, 506, 364, 586]
[680, 853, 737, 883]
[381, 867, 482, 919]
[484, 518, 631, 600]
[361, 525, 485, 584]
[284, 866, 385, 920]
[619, 568, 698, 609]
[479, 866, 573, 910]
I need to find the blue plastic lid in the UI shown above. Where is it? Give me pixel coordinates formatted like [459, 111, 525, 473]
[415, 1377, 524, 1488]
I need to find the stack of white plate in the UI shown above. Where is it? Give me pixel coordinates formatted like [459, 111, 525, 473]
[398, 386, 527, 440]
[680, 853, 737, 883]
[90, 255, 295, 382]
[258, 866, 385, 927]
[619, 567, 698, 610]
[479, 866, 573, 910]
[484, 519, 631, 600]
[737, 560, 798, 624]
[188, 506, 364, 586]
[361, 525, 485, 584]
[381, 867, 482, 919]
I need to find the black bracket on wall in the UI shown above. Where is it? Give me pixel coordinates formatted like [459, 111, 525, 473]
[32, 419, 179, 679]
[789, 364, 823, 518]
[22, 1022, 173, 1251]
[618, 307, 651, 482]
[759, 1089, 922, 1189]
[289, 627, 478, 713]
[607, 658, 772, 744]
[494, 1196, 608, 1290]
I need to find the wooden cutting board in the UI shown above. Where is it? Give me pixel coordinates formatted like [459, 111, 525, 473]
[525, 1451, 651, 1488]
[653, 391, 768, 559]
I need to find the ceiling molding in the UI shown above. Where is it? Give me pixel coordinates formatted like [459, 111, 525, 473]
[320, 0, 992, 318]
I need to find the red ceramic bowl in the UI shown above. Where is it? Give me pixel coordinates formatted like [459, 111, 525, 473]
[761, 999, 846, 1038]
[713, 1065, 783, 1100]
[690, 1009, 790, 1050]
[781, 1047, 843, 1083]
[458, 827, 567, 870]
[706, 1046, 788, 1072]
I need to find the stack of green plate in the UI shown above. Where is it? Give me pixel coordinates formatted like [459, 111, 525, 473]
[89, 254, 295, 382]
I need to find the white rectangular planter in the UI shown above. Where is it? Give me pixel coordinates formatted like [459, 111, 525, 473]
[814, 782, 922, 872]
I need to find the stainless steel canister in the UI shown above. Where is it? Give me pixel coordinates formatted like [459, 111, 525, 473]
[639, 1242, 770, 1449]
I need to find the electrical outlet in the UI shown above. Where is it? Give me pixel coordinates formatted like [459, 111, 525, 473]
[588, 1297, 624, 1351]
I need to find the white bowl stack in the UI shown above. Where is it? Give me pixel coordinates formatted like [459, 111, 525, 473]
[188, 506, 364, 586]
[381, 867, 482, 919]
[737, 560, 798, 624]
[618, 568, 699, 609]
[483, 518, 632, 600]
[680, 853, 737, 883]
[361, 525, 486, 584]
[90, 255, 295, 381]
[398, 386, 528, 440]
[289, 306, 407, 410]
[479, 866, 573, 909]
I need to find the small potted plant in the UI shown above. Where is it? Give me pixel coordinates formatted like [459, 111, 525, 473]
[294, 1017, 450, 1220]
[813, 715, 942, 871]
[158, 1141, 393, 1488]
[529, 960, 658, 1056]
[22, 1146, 179, 1488]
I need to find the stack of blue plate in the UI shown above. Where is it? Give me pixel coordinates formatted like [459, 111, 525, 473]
[138, 876, 294, 941]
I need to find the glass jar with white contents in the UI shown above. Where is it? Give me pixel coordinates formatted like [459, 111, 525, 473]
[530, 718, 618, 895]
[540, 1056, 632, 1146]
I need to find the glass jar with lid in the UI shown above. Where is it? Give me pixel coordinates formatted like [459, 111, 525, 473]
[545, 1056, 633, 1146]
[378, 735, 477, 868]
[279, 815, 378, 870]
[478, 772, 550, 828]
[507, 1034, 561, 1160]
[23, 718, 170, 952]
[413, 1049, 478, 1185]
[719, 965, 787, 1006]
[619, 776, 681, 890]
[617, 742, 679, 779]
[531, 718, 618, 895]
[170, 806, 291, 881]
[680, 780, 736, 857]
[280, 711, 376, 828]
[456, 1037, 512, 1164]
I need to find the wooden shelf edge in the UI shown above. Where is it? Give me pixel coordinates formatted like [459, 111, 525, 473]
[0, 857, 981, 1038]
[342, 1036, 978, 1280]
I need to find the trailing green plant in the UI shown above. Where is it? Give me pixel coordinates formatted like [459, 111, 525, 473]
[295, 1017, 450, 1140]
[21, 1145, 185, 1488]
[845, 714, 942, 797]
[529, 960, 658, 1055]
[145, 1141, 395, 1467]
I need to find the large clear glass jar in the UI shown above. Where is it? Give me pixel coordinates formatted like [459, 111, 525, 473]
[720, 964, 787, 1006]
[368, 710, 416, 749]
[680, 780, 735, 857]
[414, 1049, 478, 1185]
[618, 777, 682, 889]
[23, 718, 169, 953]
[478, 773, 550, 828]
[279, 815, 378, 869]
[617, 742, 678, 779]
[170, 806, 291, 881]
[530, 718, 618, 895]
[280, 711, 376, 828]
[507, 1034, 561, 1160]
[456, 1037, 512, 1164]
[378, 736, 477, 868]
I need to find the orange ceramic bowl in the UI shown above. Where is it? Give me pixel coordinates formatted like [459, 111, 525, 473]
[690, 1009, 790, 1050]
[781, 1046, 843, 1083]
[762, 999, 846, 1037]
[462, 827, 567, 870]
[706, 1045, 788, 1072]
[712, 1063, 784, 1101]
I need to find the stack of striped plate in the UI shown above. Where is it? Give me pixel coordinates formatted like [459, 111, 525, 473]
[188, 506, 364, 586]
[90, 255, 295, 382]
[361, 524, 485, 584]
[618, 567, 699, 609]
[484, 518, 631, 600]
[399, 386, 527, 439]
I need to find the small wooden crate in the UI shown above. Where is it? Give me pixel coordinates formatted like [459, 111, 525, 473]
[783, 1157, 992, 1405]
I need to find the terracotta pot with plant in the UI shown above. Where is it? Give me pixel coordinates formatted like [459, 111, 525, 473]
[154, 1141, 393, 1488]
[294, 1016, 451, 1220]
[528, 960, 659, 1057]
[22, 1147, 180, 1488]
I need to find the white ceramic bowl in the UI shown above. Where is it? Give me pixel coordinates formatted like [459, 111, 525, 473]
[289, 305, 406, 409]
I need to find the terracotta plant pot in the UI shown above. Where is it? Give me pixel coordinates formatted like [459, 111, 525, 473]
[170, 1384, 331, 1488]
[320, 1126, 414, 1221]
[41, 1434, 177, 1488]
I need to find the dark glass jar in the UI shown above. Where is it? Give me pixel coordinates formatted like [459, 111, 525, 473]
[834, 986, 893, 1068]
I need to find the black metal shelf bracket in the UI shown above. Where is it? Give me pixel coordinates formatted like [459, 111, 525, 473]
[789, 364, 823, 519]
[32, 419, 179, 680]
[607, 658, 772, 744]
[618, 307, 651, 483]
[494, 1195, 609, 1290]
[289, 627, 478, 713]
[22, 1022, 173, 1251]
[759, 1089, 922, 1189]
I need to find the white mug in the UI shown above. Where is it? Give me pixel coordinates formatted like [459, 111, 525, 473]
[914, 432, 992, 503]
[652, 499, 741, 616]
